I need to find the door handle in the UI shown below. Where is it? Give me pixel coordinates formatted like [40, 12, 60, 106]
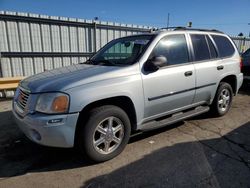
[217, 65, 224, 70]
[184, 71, 193, 77]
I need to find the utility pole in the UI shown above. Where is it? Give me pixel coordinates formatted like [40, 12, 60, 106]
[167, 13, 170, 28]
[248, 23, 250, 37]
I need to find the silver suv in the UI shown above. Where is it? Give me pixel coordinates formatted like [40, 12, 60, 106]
[12, 28, 243, 162]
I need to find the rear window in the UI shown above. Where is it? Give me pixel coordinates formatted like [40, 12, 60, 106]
[211, 35, 235, 58]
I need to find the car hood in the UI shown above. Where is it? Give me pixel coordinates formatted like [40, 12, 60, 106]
[20, 64, 131, 93]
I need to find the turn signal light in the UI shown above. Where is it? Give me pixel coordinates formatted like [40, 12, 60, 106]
[51, 96, 69, 113]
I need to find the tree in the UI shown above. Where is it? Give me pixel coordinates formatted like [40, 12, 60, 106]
[238, 32, 244, 37]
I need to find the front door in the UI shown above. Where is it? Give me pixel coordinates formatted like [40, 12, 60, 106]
[141, 34, 196, 119]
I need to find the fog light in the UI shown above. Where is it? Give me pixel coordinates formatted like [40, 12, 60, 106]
[30, 129, 41, 141]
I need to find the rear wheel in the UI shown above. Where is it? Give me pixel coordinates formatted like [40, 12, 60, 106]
[211, 82, 233, 116]
[78, 105, 131, 162]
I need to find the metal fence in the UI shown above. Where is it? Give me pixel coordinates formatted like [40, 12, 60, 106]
[1, 11, 250, 78]
[231, 36, 250, 53]
[0, 11, 151, 77]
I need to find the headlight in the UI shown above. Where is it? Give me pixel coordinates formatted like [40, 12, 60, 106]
[35, 93, 69, 114]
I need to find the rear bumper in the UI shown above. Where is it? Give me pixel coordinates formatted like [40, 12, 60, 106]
[237, 73, 244, 92]
[242, 66, 250, 78]
[12, 104, 79, 148]
[244, 76, 250, 80]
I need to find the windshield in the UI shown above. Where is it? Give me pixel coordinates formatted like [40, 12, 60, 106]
[87, 35, 154, 66]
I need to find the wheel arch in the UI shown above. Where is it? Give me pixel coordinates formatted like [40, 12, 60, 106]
[219, 75, 237, 95]
[74, 96, 137, 146]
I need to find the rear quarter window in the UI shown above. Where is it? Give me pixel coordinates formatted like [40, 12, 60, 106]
[211, 35, 235, 58]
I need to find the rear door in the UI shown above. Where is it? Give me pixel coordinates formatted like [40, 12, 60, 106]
[190, 34, 220, 104]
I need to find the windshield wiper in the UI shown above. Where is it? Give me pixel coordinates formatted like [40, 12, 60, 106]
[81, 59, 116, 66]
[97, 60, 116, 66]
[81, 59, 96, 64]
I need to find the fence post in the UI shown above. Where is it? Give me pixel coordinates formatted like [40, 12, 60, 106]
[242, 37, 246, 53]
[93, 21, 97, 53]
[0, 52, 2, 78]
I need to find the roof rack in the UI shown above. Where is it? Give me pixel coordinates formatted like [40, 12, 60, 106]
[152, 27, 224, 34]
[151, 27, 184, 31]
[159, 26, 186, 30]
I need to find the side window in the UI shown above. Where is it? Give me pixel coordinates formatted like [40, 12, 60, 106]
[206, 35, 217, 59]
[150, 34, 189, 66]
[211, 35, 235, 58]
[191, 34, 210, 61]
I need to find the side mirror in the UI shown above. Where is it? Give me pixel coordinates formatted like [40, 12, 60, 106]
[144, 56, 167, 72]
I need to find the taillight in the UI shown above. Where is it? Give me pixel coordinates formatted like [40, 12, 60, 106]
[240, 57, 243, 71]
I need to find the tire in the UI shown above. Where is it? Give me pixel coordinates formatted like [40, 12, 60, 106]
[211, 82, 233, 116]
[77, 105, 131, 162]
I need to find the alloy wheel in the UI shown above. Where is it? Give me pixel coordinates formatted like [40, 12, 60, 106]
[93, 116, 124, 155]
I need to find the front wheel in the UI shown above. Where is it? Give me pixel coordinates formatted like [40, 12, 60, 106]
[78, 105, 131, 162]
[211, 82, 233, 116]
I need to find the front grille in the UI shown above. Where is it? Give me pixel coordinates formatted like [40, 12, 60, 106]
[17, 88, 30, 111]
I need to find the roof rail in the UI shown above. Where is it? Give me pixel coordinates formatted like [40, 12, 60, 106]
[174, 27, 224, 33]
[153, 27, 224, 34]
[151, 26, 184, 31]
[161, 26, 186, 30]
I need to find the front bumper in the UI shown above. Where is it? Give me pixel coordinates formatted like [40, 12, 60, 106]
[12, 104, 79, 148]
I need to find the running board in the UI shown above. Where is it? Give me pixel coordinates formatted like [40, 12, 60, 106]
[140, 106, 210, 131]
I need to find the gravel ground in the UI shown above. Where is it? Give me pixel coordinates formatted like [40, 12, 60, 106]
[0, 82, 250, 188]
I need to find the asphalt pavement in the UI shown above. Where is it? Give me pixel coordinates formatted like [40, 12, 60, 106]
[0, 82, 250, 188]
